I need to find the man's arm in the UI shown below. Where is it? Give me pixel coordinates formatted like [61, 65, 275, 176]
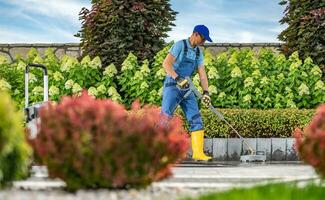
[197, 64, 209, 92]
[163, 53, 178, 79]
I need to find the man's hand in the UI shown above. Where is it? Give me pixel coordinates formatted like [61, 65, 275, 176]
[175, 76, 189, 89]
[202, 91, 211, 107]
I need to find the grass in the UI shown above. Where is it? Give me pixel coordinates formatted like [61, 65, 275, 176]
[181, 182, 325, 200]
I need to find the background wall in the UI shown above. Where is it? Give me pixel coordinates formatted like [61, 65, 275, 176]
[0, 43, 282, 62]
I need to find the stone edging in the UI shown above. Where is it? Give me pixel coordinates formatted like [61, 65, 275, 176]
[187, 138, 298, 161]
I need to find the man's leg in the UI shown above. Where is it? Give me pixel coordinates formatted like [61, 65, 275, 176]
[160, 86, 181, 127]
[180, 93, 212, 161]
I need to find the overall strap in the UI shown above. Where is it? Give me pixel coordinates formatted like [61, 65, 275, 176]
[196, 47, 200, 60]
[182, 39, 188, 56]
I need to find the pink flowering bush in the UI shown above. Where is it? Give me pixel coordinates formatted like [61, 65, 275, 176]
[294, 104, 325, 178]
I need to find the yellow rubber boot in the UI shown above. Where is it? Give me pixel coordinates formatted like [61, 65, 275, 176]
[191, 130, 212, 161]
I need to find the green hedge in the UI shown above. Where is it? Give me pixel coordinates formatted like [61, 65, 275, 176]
[179, 108, 315, 138]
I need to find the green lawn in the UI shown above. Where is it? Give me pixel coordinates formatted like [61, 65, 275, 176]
[181, 182, 325, 200]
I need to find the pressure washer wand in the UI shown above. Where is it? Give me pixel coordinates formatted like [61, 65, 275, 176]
[186, 77, 255, 155]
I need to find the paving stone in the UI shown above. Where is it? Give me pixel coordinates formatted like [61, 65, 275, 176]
[227, 138, 242, 161]
[203, 139, 213, 158]
[286, 138, 299, 161]
[212, 138, 227, 161]
[271, 138, 286, 161]
[257, 138, 272, 161]
[241, 138, 257, 155]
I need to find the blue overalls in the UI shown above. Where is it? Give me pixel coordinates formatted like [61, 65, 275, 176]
[161, 40, 203, 132]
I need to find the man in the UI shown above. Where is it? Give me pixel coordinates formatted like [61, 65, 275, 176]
[161, 25, 213, 161]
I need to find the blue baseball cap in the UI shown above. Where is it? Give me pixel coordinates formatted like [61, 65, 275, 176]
[193, 25, 212, 42]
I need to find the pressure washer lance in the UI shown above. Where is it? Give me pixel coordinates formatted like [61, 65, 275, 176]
[186, 77, 266, 162]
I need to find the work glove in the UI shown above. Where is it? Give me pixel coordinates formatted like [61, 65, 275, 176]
[175, 76, 189, 89]
[202, 91, 211, 107]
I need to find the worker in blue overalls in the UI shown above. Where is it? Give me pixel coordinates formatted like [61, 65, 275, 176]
[161, 25, 213, 161]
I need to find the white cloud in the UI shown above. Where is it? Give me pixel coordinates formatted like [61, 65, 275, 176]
[0, 26, 80, 43]
[5, 0, 90, 26]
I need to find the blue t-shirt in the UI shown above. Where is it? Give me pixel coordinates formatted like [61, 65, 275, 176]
[168, 39, 204, 70]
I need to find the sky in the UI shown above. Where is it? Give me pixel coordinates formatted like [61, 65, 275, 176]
[0, 0, 287, 43]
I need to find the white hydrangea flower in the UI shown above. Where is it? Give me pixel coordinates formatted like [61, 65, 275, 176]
[218, 92, 226, 98]
[72, 83, 82, 94]
[49, 86, 60, 96]
[0, 55, 8, 64]
[0, 79, 11, 91]
[276, 54, 286, 63]
[315, 80, 325, 90]
[158, 87, 163, 97]
[134, 71, 144, 80]
[140, 62, 150, 74]
[260, 76, 269, 85]
[111, 94, 122, 102]
[121, 53, 137, 71]
[208, 85, 217, 95]
[140, 82, 149, 89]
[254, 88, 261, 94]
[53, 71, 64, 81]
[107, 86, 118, 96]
[230, 67, 242, 78]
[29, 73, 37, 83]
[14, 89, 20, 95]
[252, 69, 261, 78]
[243, 94, 251, 103]
[287, 93, 294, 99]
[244, 77, 254, 88]
[286, 99, 297, 108]
[304, 57, 313, 65]
[32, 86, 44, 95]
[81, 55, 91, 66]
[65, 80, 74, 89]
[97, 84, 107, 94]
[311, 66, 322, 76]
[285, 86, 292, 93]
[155, 68, 166, 80]
[289, 60, 302, 71]
[264, 97, 271, 102]
[251, 57, 259, 68]
[90, 56, 102, 69]
[298, 83, 309, 96]
[17, 61, 26, 71]
[88, 86, 98, 97]
[301, 72, 308, 78]
[208, 67, 220, 79]
[277, 73, 285, 80]
[228, 53, 238, 66]
[103, 64, 118, 77]
[61, 57, 77, 72]
[33, 55, 43, 64]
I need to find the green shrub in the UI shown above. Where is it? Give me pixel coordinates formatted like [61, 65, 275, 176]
[76, 0, 177, 69]
[189, 108, 314, 138]
[204, 49, 325, 109]
[294, 104, 325, 178]
[2, 48, 324, 110]
[30, 92, 188, 191]
[0, 92, 32, 187]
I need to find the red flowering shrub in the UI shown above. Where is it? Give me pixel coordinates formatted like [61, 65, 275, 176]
[294, 104, 325, 178]
[30, 91, 188, 190]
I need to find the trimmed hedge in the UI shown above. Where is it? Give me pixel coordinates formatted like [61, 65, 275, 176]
[179, 108, 315, 138]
